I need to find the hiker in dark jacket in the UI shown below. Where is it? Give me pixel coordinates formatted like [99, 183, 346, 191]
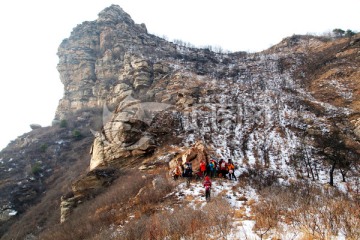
[183, 162, 193, 178]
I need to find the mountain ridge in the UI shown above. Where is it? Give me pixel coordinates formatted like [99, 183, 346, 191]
[0, 4, 359, 239]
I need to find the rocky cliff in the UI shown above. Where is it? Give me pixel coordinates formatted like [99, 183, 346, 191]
[0, 4, 359, 239]
[55, 4, 360, 221]
[57, 5, 360, 166]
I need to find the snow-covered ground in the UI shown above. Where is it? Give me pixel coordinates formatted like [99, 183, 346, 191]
[171, 167, 357, 240]
[174, 177, 262, 239]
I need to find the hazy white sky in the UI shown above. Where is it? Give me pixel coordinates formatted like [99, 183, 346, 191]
[0, 0, 359, 150]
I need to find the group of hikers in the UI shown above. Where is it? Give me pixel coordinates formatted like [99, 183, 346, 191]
[172, 158, 238, 201]
[172, 158, 238, 181]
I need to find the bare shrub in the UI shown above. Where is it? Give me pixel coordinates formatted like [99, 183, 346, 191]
[292, 187, 354, 239]
[252, 200, 279, 239]
[121, 215, 150, 240]
[39, 169, 147, 240]
[245, 168, 278, 190]
[252, 182, 360, 239]
[145, 213, 172, 240]
[135, 175, 174, 207]
[118, 206, 206, 240]
[203, 198, 234, 239]
[165, 206, 211, 240]
[116, 197, 233, 240]
[338, 200, 360, 239]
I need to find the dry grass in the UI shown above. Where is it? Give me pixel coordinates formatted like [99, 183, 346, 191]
[38, 169, 149, 240]
[113, 197, 234, 240]
[37, 169, 178, 240]
[251, 182, 360, 239]
[234, 207, 247, 219]
[210, 166, 360, 239]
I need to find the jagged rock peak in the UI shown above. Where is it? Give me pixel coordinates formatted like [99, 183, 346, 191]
[97, 5, 139, 28]
[64, 5, 147, 44]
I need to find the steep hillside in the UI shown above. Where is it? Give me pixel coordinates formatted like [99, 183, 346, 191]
[0, 117, 96, 238]
[0, 4, 359, 240]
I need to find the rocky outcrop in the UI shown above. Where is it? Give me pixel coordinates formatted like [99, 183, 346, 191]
[169, 141, 210, 174]
[88, 94, 173, 170]
[29, 124, 42, 130]
[55, 5, 176, 120]
[54, 6, 360, 210]
[60, 167, 118, 222]
[0, 205, 17, 223]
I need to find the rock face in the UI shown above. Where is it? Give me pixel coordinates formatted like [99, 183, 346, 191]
[55, 5, 359, 188]
[56, 5, 175, 120]
[60, 167, 118, 223]
[169, 141, 210, 175]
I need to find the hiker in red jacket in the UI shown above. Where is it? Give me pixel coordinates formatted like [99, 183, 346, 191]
[199, 159, 207, 178]
[203, 176, 212, 201]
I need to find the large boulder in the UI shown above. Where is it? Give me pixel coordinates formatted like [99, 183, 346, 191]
[29, 124, 42, 130]
[169, 141, 209, 174]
